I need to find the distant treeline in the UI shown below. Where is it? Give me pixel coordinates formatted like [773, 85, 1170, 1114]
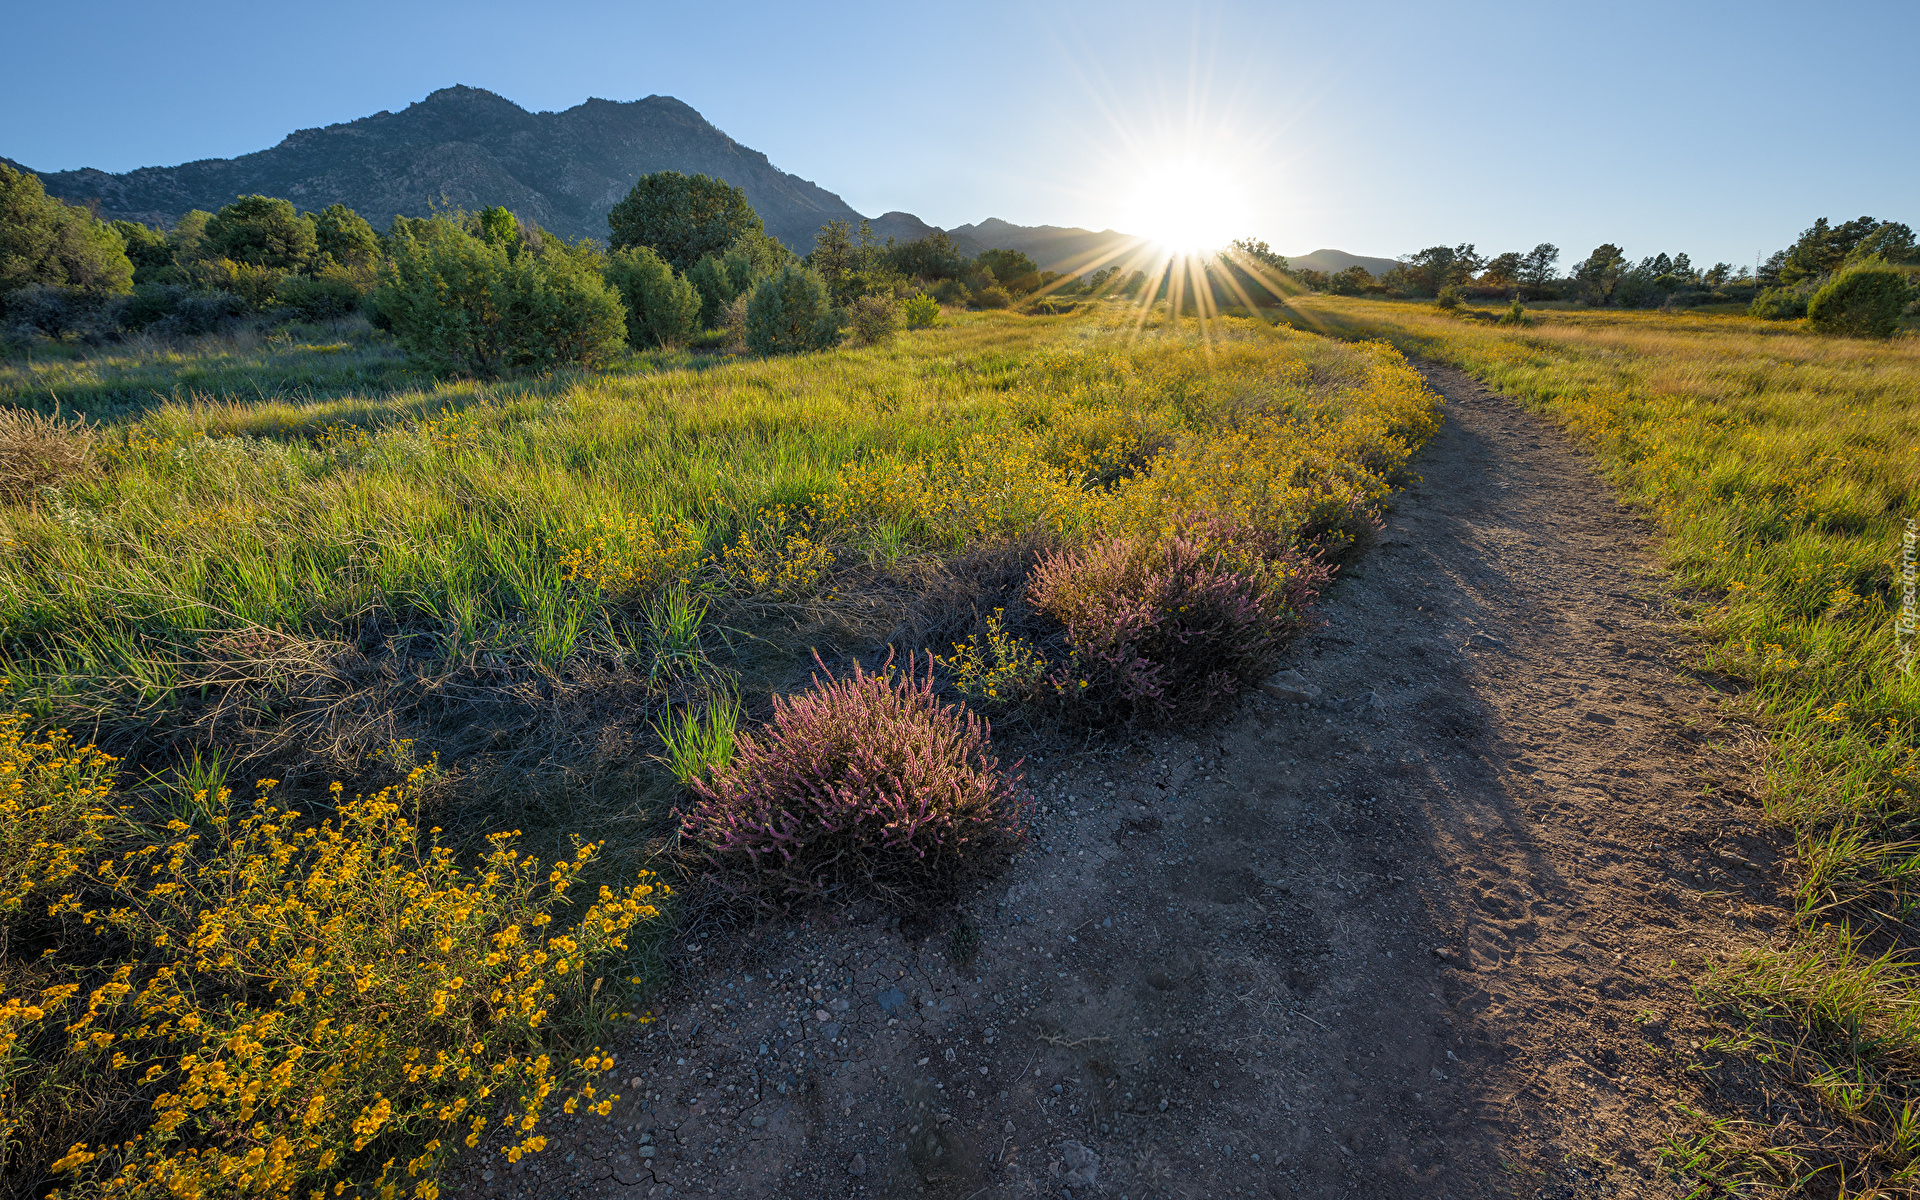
[1284, 218, 1919, 330]
[0, 164, 1162, 370]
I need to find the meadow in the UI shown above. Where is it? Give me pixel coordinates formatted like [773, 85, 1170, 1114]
[0, 304, 1439, 1198]
[1281, 295, 1920, 1192]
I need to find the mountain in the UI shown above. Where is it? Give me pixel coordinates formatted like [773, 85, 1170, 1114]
[1284, 249, 1401, 277]
[947, 219, 1147, 273]
[13, 86, 889, 253]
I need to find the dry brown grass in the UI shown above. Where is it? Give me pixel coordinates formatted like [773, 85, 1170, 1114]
[0, 406, 97, 504]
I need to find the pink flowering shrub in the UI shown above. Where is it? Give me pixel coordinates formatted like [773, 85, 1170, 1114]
[1028, 530, 1328, 723]
[681, 652, 1027, 906]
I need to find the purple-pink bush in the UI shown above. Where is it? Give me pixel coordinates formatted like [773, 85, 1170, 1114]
[681, 652, 1027, 906]
[1028, 531, 1329, 723]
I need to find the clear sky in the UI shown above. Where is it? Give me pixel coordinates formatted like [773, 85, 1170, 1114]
[3, 0, 1914, 267]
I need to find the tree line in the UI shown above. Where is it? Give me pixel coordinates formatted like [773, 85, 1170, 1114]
[1281, 217, 1917, 335]
[0, 165, 1154, 370]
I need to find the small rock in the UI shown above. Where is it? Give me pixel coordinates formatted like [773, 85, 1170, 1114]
[1432, 947, 1457, 961]
[1337, 691, 1377, 713]
[637, 1146, 655, 1158]
[848, 1153, 867, 1177]
[1260, 669, 1323, 704]
[1467, 632, 1506, 649]
[1005, 1119, 1016, 1133]
[1061, 1140, 1100, 1187]
[876, 988, 908, 1014]
[750, 1115, 767, 1128]
[815, 1009, 830, 1021]
[1212, 1079, 1221, 1089]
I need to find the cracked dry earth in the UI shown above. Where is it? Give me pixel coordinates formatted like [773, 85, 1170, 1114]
[449, 364, 1790, 1199]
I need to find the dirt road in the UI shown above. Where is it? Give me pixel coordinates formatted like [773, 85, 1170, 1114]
[451, 364, 1785, 1199]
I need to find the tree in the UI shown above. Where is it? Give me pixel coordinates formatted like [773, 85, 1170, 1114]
[205, 195, 317, 272]
[1229, 238, 1289, 272]
[1772, 216, 1916, 285]
[976, 248, 1040, 294]
[604, 244, 701, 348]
[1479, 251, 1524, 288]
[1807, 266, 1911, 338]
[0, 163, 134, 295]
[883, 231, 968, 280]
[1572, 244, 1627, 304]
[1400, 244, 1482, 296]
[373, 216, 625, 376]
[312, 204, 382, 271]
[744, 264, 839, 355]
[808, 219, 857, 303]
[112, 220, 174, 284]
[1519, 243, 1560, 290]
[607, 171, 766, 273]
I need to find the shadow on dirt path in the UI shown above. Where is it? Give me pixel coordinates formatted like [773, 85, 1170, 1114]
[451, 364, 1784, 1200]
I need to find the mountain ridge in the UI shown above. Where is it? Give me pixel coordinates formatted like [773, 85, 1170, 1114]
[8, 90, 1397, 275]
[15, 86, 881, 253]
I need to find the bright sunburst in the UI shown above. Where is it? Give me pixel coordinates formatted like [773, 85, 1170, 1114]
[1119, 157, 1251, 256]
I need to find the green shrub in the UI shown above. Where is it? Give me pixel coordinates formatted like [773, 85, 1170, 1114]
[745, 264, 839, 355]
[0, 164, 134, 296]
[1750, 285, 1811, 320]
[276, 269, 366, 321]
[977, 248, 1041, 294]
[847, 294, 899, 345]
[604, 245, 701, 348]
[686, 247, 764, 329]
[204, 195, 316, 272]
[111, 220, 173, 284]
[931, 278, 968, 306]
[607, 171, 765, 273]
[1435, 284, 1464, 310]
[311, 203, 382, 270]
[1807, 266, 1910, 339]
[372, 217, 626, 376]
[903, 292, 941, 327]
[972, 285, 1011, 310]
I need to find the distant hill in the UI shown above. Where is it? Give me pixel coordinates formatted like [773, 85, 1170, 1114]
[11, 86, 913, 254]
[947, 219, 1148, 273]
[1285, 249, 1400, 277]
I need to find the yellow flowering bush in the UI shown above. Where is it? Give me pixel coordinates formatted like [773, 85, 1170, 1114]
[556, 512, 705, 599]
[0, 715, 120, 923]
[719, 505, 833, 600]
[0, 734, 668, 1200]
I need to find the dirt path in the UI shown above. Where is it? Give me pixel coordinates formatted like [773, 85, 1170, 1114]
[451, 364, 1787, 1199]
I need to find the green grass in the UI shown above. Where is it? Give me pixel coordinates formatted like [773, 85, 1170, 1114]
[1281, 294, 1920, 1194]
[0, 301, 1443, 1198]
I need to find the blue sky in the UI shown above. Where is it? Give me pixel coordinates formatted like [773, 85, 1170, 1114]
[3, 0, 1914, 267]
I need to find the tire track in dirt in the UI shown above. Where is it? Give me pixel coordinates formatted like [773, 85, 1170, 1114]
[452, 363, 1784, 1199]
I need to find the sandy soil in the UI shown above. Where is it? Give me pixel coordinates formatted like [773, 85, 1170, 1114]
[447, 363, 1789, 1199]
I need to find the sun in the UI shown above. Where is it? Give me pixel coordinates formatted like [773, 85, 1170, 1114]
[1119, 157, 1251, 256]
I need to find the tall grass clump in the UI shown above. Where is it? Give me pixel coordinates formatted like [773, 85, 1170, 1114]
[680, 653, 1026, 907]
[1279, 293, 1920, 1191]
[0, 406, 97, 503]
[0, 724, 665, 1200]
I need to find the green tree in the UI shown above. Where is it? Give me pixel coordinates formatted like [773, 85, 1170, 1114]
[1572, 244, 1627, 304]
[1807, 265, 1911, 338]
[205, 195, 317, 271]
[745, 264, 839, 355]
[1519, 243, 1560, 290]
[312, 204, 383, 271]
[111, 220, 173, 284]
[604, 245, 701, 348]
[903, 292, 941, 327]
[1400, 245, 1482, 296]
[883, 231, 968, 280]
[976, 248, 1041, 294]
[0, 163, 134, 295]
[373, 217, 624, 376]
[1479, 251, 1523, 288]
[607, 172, 766, 273]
